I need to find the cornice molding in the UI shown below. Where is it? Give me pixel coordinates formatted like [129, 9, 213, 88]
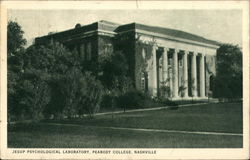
[120, 29, 219, 49]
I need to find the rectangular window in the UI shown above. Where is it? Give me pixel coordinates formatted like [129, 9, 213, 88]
[87, 42, 92, 60]
[141, 77, 145, 91]
[104, 43, 112, 56]
[80, 43, 85, 60]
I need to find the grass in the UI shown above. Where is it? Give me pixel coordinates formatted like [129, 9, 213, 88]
[45, 102, 243, 133]
[8, 102, 243, 148]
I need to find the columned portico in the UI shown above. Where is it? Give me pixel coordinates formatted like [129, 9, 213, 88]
[149, 45, 208, 100]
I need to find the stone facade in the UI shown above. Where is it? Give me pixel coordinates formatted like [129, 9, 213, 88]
[35, 20, 219, 100]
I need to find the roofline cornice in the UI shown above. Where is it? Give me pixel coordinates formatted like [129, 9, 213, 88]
[118, 29, 219, 49]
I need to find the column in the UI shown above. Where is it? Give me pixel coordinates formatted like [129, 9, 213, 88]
[173, 49, 178, 98]
[152, 45, 158, 97]
[162, 47, 168, 86]
[191, 52, 197, 97]
[169, 67, 173, 97]
[200, 54, 205, 97]
[183, 51, 188, 97]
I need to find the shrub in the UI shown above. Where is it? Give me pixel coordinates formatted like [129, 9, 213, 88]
[159, 98, 179, 106]
[100, 94, 114, 109]
[117, 90, 146, 109]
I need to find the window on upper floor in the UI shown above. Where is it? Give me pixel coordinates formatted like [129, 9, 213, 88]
[86, 42, 92, 61]
[104, 43, 113, 56]
[80, 43, 85, 60]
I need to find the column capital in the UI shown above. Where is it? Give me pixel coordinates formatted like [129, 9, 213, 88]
[197, 53, 205, 57]
[152, 44, 158, 50]
[175, 49, 182, 53]
[163, 47, 169, 52]
[190, 52, 197, 56]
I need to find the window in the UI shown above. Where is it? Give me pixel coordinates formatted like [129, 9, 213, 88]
[209, 75, 214, 91]
[141, 77, 145, 91]
[80, 43, 85, 60]
[141, 72, 148, 92]
[86, 42, 92, 60]
[104, 43, 112, 56]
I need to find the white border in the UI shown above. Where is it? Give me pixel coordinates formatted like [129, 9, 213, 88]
[0, 1, 249, 159]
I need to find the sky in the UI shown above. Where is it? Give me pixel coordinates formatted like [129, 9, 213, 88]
[8, 9, 242, 47]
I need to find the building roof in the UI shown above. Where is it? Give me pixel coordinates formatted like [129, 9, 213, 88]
[116, 22, 220, 46]
[35, 20, 220, 46]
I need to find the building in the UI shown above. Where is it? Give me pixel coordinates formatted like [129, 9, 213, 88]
[35, 20, 220, 100]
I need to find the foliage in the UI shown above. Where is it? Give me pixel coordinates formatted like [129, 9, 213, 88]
[7, 21, 27, 56]
[100, 94, 113, 109]
[23, 42, 75, 119]
[213, 44, 242, 99]
[19, 78, 51, 120]
[78, 72, 104, 118]
[98, 50, 133, 111]
[7, 20, 27, 121]
[159, 78, 171, 98]
[117, 90, 146, 109]
[98, 50, 130, 90]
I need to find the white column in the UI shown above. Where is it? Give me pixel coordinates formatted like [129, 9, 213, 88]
[152, 45, 158, 97]
[183, 51, 188, 97]
[169, 67, 173, 97]
[162, 47, 168, 86]
[200, 54, 205, 97]
[191, 52, 197, 97]
[173, 49, 178, 98]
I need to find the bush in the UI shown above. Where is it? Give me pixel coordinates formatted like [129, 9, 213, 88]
[159, 98, 179, 106]
[117, 90, 146, 109]
[100, 94, 114, 109]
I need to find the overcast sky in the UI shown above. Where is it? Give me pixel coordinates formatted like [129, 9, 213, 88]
[8, 9, 242, 47]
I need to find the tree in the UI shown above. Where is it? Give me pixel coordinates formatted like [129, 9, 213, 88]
[213, 44, 242, 100]
[78, 72, 104, 118]
[19, 42, 78, 120]
[7, 21, 27, 56]
[98, 50, 133, 112]
[7, 20, 27, 121]
[19, 74, 51, 120]
[99, 51, 129, 90]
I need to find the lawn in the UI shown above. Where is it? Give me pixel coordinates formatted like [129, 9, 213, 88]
[8, 102, 243, 148]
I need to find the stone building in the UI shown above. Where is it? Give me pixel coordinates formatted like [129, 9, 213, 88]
[35, 20, 220, 100]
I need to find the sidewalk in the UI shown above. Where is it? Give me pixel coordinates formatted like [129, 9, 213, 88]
[95, 101, 217, 116]
[43, 122, 242, 137]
